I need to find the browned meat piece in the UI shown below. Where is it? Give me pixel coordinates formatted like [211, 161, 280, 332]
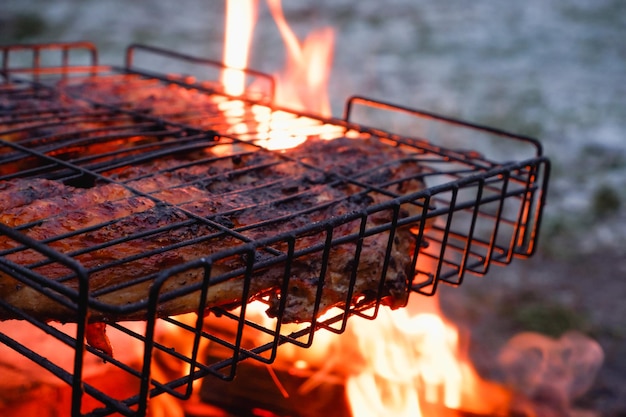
[0, 182, 135, 227]
[0, 137, 427, 325]
[60, 75, 226, 131]
[0, 179, 74, 212]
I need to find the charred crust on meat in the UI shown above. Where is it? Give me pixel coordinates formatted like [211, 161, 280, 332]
[213, 215, 235, 229]
[348, 193, 374, 206]
[231, 154, 243, 165]
[280, 182, 300, 194]
[384, 268, 410, 307]
[388, 257, 397, 270]
[342, 258, 357, 274]
[302, 172, 332, 185]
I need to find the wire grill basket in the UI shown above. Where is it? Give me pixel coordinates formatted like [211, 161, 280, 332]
[0, 42, 550, 416]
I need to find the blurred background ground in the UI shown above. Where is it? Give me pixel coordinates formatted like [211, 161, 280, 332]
[1, 0, 625, 414]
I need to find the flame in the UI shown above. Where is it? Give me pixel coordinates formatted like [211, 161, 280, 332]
[220, 0, 341, 151]
[343, 297, 512, 417]
[265, 0, 334, 116]
[146, 4, 605, 417]
[221, 0, 258, 97]
[336, 248, 513, 417]
[217, 4, 513, 414]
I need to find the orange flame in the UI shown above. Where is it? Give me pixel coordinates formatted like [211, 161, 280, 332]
[266, 0, 334, 116]
[343, 297, 512, 417]
[337, 245, 513, 417]
[221, 0, 258, 97]
[220, 0, 341, 151]
[217, 3, 513, 415]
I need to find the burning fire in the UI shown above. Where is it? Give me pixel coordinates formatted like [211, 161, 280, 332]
[265, 0, 334, 116]
[219, 0, 340, 150]
[218, 1, 511, 412]
[221, 0, 258, 98]
[343, 297, 512, 417]
[148, 2, 603, 416]
[221, 0, 333, 115]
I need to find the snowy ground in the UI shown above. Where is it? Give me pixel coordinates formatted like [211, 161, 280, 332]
[1, 0, 625, 414]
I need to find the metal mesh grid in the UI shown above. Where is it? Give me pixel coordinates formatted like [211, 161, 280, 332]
[0, 42, 550, 417]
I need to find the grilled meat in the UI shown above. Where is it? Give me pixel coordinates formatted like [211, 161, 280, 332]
[0, 179, 75, 212]
[60, 75, 227, 131]
[0, 137, 427, 325]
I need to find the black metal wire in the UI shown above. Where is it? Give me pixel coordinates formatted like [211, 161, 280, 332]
[0, 42, 550, 417]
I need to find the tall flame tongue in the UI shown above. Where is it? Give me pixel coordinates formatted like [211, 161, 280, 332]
[221, 0, 338, 151]
[266, 0, 334, 116]
[221, 0, 258, 97]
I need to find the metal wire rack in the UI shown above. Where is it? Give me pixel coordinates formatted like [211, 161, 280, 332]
[0, 42, 550, 416]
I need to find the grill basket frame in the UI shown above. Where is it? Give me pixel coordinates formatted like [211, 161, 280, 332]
[0, 42, 550, 417]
